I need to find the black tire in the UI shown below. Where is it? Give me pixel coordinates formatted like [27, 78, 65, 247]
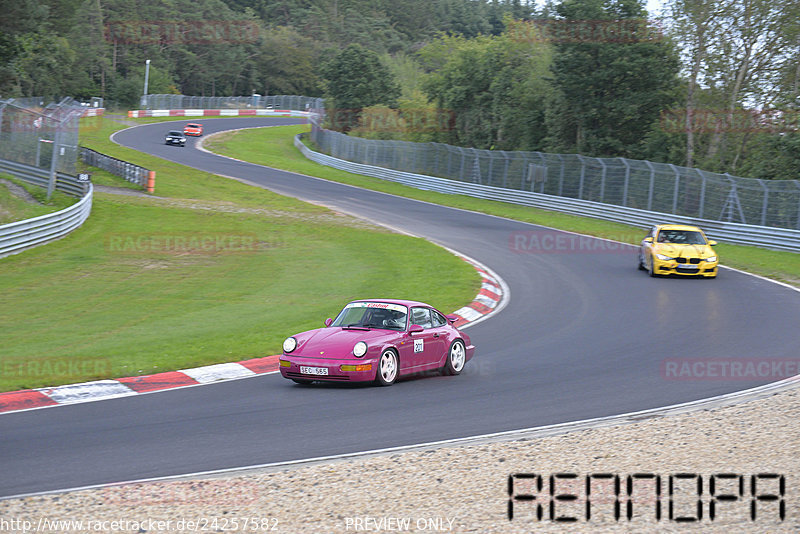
[291, 378, 314, 385]
[375, 349, 398, 386]
[443, 339, 466, 376]
[637, 251, 646, 271]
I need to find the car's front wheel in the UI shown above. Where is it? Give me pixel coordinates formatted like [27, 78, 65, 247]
[291, 378, 314, 385]
[638, 251, 646, 271]
[648, 255, 658, 277]
[443, 339, 466, 376]
[375, 349, 398, 386]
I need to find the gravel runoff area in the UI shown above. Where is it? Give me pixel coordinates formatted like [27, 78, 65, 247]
[1, 380, 796, 534]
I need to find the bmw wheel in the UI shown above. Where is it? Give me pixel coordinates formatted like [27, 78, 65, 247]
[443, 340, 466, 376]
[375, 349, 398, 386]
[638, 251, 646, 271]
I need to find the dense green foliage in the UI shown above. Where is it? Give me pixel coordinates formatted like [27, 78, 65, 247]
[0, 0, 529, 107]
[2, 0, 798, 179]
[321, 45, 400, 132]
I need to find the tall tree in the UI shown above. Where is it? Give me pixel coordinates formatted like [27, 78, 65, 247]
[321, 44, 400, 132]
[545, 0, 680, 157]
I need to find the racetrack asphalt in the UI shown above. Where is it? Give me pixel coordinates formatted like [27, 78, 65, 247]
[1, 117, 798, 498]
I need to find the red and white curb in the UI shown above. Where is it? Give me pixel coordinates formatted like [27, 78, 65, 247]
[449, 255, 506, 328]
[0, 256, 506, 415]
[127, 109, 311, 118]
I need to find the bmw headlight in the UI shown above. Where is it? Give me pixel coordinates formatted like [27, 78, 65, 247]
[655, 254, 674, 261]
[353, 341, 368, 358]
[283, 337, 298, 353]
[705, 256, 717, 263]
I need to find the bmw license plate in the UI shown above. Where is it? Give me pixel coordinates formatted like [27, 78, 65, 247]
[679, 265, 699, 270]
[300, 366, 328, 376]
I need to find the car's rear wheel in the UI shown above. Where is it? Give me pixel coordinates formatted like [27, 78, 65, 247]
[375, 349, 398, 386]
[443, 339, 466, 376]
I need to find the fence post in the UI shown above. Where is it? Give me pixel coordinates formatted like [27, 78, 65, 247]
[599, 158, 607, 203]
[645, 160, 655, 211]
[620, 158, 630, 206]
[557, 154, 565, 196]
[697, 169, 706, 219]
[578, 155, 586, 199]
[759, 179, 769, 227]
[502, 151, 509, 188]
[669, 164, 680, 214]
[46, 125, 61, 200]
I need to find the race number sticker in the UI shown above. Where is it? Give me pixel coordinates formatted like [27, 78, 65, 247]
[414, 339, 424, 353]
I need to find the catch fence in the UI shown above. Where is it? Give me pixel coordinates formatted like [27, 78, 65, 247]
[309, 121, 800, 231]
[141, 94, 324, 111]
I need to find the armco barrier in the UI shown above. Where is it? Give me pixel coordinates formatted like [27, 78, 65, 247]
[0, 158, 93, 258]
[295, 134, 800, 252]
[80, 147, 153, 191]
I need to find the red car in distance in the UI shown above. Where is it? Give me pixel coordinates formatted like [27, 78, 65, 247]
[183, 123, 203, 136]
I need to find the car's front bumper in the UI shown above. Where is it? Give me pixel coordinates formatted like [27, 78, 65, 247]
[279, 355, 377, 382]
[653, 258, 718, 277]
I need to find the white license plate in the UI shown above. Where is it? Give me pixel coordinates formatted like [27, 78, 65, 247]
[679, 264, 699, 269]
[300, 366, 328, 376]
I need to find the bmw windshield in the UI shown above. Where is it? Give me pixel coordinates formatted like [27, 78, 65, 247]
[331, 302, 408, 331]
[656, 230, 706, 245]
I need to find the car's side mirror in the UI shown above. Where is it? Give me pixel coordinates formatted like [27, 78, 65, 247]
[445, 314, 459, 324]
[324, 318, 333, 327]
[708, 240, 717, 246]
[409, 324, 424, 334]
[643, 237, 653, 243]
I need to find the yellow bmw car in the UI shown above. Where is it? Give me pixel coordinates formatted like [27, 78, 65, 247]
[638, 224, 719, 278]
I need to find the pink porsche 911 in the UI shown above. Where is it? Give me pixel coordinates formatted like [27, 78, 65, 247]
[279, 299, 475, 386]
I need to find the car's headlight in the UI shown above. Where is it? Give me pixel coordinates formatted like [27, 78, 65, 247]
[705, 256, 717, 263]
[655, 254, 674, 261]
[283, 337, 298, 353]
[353, 341, 368, 358]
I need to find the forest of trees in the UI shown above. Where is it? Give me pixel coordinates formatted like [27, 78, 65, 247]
[1, 0, 798, 179]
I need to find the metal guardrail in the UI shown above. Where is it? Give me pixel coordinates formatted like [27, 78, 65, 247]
[0, 158, 88, 197]
[80, 147, 152, 190]
[295, 134, 800, 252]
[0, 158, 93, 258]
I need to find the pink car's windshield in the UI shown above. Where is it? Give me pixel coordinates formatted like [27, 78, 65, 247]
[331, 302, 408, 330]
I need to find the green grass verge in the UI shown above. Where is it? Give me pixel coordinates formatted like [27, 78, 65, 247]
[204, 125, 800, 287]
[0, 118, 479, 392]
[0, 174, 76, 225]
